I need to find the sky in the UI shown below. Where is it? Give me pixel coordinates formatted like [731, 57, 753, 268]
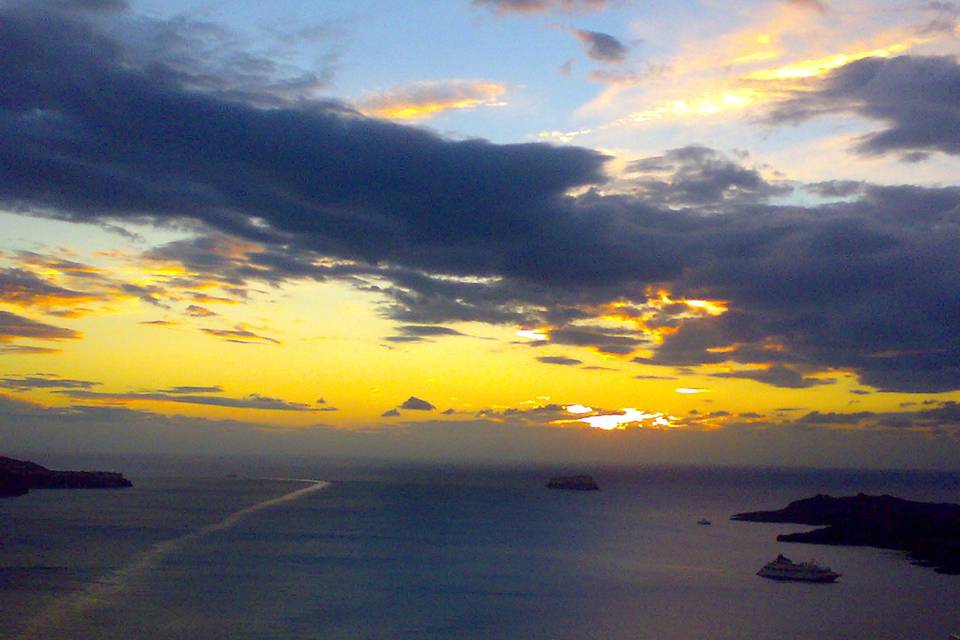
[1, 0, 960, 467]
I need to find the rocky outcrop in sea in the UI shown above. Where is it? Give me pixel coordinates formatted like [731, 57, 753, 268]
[733, 493, 960, 574]
[0, 456, 133, 498]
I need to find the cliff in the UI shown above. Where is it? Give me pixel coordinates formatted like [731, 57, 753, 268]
[0, 456, 133, 497]
[732, 493, 960, 574]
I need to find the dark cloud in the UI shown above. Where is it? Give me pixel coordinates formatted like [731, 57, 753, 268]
[923, 1, 960, 12]
[140, 319, 177, 326]
[381, 408, 401, 417]
[385, 324, 467, 343]
[0, 3, 606, 277]
[46, 0, 128, 11]
[537, 355, 582, 365]
[626, 146, 792, 207]
[399, 396, 436, 411]
[804, 180, 865, 198]
[571, 29, 629, 64]
[157, 385, 224, 394]
[548, 326, 646, 354]
[2, 4, 960, 394]
[472, 0, 608, 14]
[711, 364, 834, 389]
[0, 310, 81, 342]
[201, 327, 280, 345]
[0, 268, 96, 307]
[0, 374, 99, 391]
[57, 389, 316, 411]
[185, 305, 217, 318]
[767, 56, 960, 157]
[0, 345, 62, 355]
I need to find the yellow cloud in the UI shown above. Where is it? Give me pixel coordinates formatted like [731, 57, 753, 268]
[359, 80, 508, 121]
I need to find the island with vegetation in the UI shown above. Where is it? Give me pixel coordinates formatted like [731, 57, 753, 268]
[546, 475, 600, 491]
[0, 455, 133, 498]
[732, 493, 960, 574]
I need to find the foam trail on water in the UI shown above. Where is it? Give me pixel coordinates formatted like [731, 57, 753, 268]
[16, 478, 330, 640]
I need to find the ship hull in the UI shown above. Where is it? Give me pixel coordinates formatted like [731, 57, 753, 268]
[757, 570, 840, 583]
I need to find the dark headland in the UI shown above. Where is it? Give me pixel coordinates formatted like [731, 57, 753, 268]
[732, 493, 960, 574]
[0, 455, 132, 498]
[546, 475, 600, 491]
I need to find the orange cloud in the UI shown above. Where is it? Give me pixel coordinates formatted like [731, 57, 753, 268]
[359, 80, 507, 121]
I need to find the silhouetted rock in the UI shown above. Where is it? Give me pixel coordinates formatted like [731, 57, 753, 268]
[733, 493, 960, 574]
[0, 456, 132, 498]
[0, 473, 28, 497]
[546, 475, 599, 491]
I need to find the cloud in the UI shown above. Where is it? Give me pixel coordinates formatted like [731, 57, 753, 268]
[157, 385, 224, 394]
[381, 408, 401, 417]
[385, 324, 467, 343]
[0, 268, 97, 308]
[0, 310, 81, 343]
[547, 326, 646, 354]
[785, 0, 828, 12]
[472, 0, 608, 15]
[804, 180, 865, 198]
[359, 80, 507, 121]
[711, 364, 835, 389]
[626, 146, 792, 207]
[2, 4, 960, 393]
[767, 56, 960, 157]
[0, 393, 958, 467]
[0, 374, 100, 391]
[201, 327, 280, 345]
[537, 355, 582, 365]
[56, 389, 316, 411]
[399, 396, 436, 411]
[0, 345, 62, 356]
[571, 29, 629, 64]
[47, 0, 128, 11]
[185, 305, 217, 318]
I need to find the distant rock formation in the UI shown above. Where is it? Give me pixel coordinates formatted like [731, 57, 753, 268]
[732, 493, 960, 574]
[546, 475, 599, 491]
[0, 456, 132, 498]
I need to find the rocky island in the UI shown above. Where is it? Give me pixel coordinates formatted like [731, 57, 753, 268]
[0, 455, 133, 498]
[546, 475, 600, 491]
[732, 493, 960, 574]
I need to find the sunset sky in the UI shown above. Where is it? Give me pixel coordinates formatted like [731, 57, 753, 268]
[2, 0, 960, 467]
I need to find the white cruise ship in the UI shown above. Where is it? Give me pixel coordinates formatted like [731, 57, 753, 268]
[757, 554, 841, 582]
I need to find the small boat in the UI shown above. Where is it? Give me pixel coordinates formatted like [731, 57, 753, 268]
[757, 554, 840, 583]
[696, 518, 711, 525]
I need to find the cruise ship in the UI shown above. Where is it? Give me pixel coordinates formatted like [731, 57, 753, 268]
[757, 554, 841, 582]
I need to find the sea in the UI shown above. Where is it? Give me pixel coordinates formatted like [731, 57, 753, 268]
[1, 459, 959, 640]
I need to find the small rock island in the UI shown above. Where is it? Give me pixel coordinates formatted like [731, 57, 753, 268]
[546, 475, 600, 491]
[0, 455, 133, 498]
[732, 493, 960, 574]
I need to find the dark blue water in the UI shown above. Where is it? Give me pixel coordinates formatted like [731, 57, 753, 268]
[2, 465, 959, 639]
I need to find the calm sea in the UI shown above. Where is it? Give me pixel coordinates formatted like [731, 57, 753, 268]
[1, 462, 959, 640]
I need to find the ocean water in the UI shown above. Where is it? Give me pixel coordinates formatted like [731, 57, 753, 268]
[1, 464, 959, 640]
